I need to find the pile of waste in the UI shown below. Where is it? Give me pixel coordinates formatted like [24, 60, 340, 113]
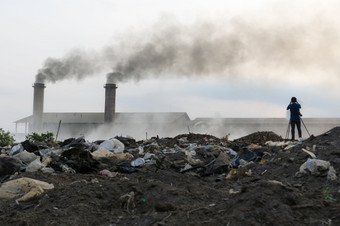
[1, 128, 340, 225]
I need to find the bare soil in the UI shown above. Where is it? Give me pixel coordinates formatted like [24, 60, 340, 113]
[1, 128, 340, 226]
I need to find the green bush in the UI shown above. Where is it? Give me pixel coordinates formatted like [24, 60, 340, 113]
[26, 131, 55, 143]
[0, 128, 15, 147]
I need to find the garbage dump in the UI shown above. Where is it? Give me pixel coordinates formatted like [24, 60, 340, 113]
[0, 128, 340, 225]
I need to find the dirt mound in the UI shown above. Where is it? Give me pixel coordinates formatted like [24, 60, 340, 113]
[174, 133, 221, 145]
[233, 131, 283, 145]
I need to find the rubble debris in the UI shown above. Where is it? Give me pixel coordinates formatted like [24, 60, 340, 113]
[301, 148, 317, 159]
[9, 144, 24, 156]
[115, 136, 138, 149]
[0, 128, 340, 225]
[130, 157, 145, 167]
[13, 150, 38, 165]
[60, 136, 86, 149]
[203, 151, 230, 176]
[25, 158, 43, 172]
[98, 138, 125, 153]
[21, 140, 38, 153]
[174, 133, 221, 145]
[0, 177, 54, 202]
[238, 148, 257, 163]
[91, 147, 133, 161]
[120, 191, 135, 212]
[115, 162, 139, 173]
[328, 166, 337, 181]
[0, 157, 23, 182]
[299, 158, 337, 180]
[99, 169, 118, 177]
[47, 148, 99, 173]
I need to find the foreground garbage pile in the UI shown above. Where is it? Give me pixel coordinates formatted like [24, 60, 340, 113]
[1, 128, 340, 225]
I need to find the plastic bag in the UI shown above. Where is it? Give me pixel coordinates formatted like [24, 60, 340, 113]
[10, 144, 24, 156]
[26, 158, 43, 172]
[98, 138, 125, 153]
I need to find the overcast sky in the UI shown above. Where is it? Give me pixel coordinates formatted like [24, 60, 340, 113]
[1, 0, 340, 133]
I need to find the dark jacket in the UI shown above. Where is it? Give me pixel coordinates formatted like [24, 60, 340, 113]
[287, 103, 301, 120]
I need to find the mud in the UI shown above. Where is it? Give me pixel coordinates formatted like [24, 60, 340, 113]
[1, 128, 340, 226]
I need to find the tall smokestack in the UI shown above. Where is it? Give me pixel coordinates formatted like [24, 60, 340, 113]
[104, 83, 117, 123]
[32, 83, 46, 132]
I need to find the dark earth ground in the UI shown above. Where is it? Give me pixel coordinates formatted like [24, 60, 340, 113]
[1, 127, 340, 226]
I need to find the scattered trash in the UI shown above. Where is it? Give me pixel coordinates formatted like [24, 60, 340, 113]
[116, 163, 139, 173]
[13, 150, 38, 165]
[226, 168, 237, 179]
[39, 148, 64, 158]
[143, 152, 155, 160]
[241, 148, 257, 161]
[92, 147, 133, 161]
[98, 138, 125, 153]
[9, 144, 24, 156]
[284, 144, 297, 150]
[266, 141, 288, 146]
[299, 158, 336, 180]
[203, 151, 230, 175]
[1, 129, 340, 225]
[120, 191, 135, 212]
[100, 169, 118, 177]
[91, 147, 112, 159]
[60, 148, 99, 173]
[229, 188, 241, 195]
[0, 157, 23, 181]
[26, 158, 43, 172]
[61, 164, 76, 174]
[247, 144, 262, 150]
[21, 140, 38, 153]
[0, 177, 54, 202]
[41, 167, 55, 174]
[226, 149, 237, 158]
[60, 136, 86, 149]
[327, 166, 337, 181]
[301, 148, 316, 159]
[180, 163, 193, 173]
[131, 158, 145, 167]
[91, 178, 99, 183]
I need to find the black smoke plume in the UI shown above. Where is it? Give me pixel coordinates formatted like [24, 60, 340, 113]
[36, 15, 340, 84]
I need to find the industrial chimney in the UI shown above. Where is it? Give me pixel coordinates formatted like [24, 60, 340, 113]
[104, 83, 117, 123]
[32, 83, 46, 132]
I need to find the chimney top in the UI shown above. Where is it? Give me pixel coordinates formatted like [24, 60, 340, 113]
[33, 83, 46, 88]
[104, 83, 117, 88]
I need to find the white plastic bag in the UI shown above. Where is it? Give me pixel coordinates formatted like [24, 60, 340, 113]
[26, 158, 43, 172]
[98, 138, 125, 153]
[299, 158, 330, 175]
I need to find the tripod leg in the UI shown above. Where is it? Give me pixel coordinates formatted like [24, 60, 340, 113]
[285, 121, 290, 140]
[300, 118, 311, 137]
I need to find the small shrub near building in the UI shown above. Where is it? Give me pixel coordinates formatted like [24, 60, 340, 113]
[0, 128, 15, 147]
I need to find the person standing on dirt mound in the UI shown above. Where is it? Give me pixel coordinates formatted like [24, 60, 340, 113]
[287, 97, 302, 140]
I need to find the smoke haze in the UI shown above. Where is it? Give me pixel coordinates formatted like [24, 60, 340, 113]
[35, 7, 340, 84]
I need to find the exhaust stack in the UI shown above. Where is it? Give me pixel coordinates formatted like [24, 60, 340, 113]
[104, 83, 117, 123]
[32, 83, 46, 132]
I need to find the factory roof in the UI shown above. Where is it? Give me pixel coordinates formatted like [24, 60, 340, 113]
[14, 112, 190, 124]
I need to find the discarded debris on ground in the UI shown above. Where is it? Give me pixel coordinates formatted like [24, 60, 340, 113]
[1, 128, 340, 225]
